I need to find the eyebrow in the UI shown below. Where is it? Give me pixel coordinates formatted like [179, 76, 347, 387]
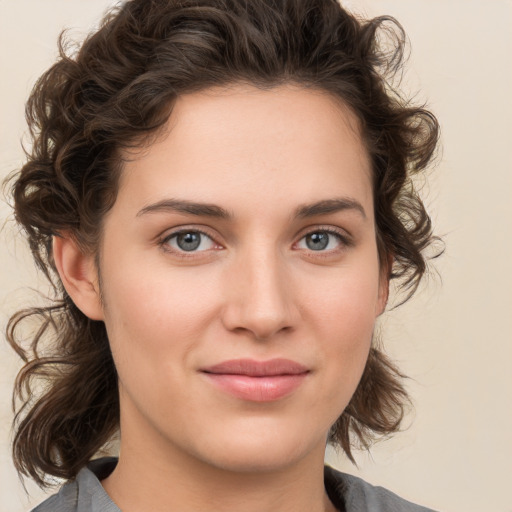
[136, 197, 367, 220]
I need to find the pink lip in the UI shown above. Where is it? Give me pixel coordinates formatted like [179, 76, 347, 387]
[200, 358, 310, 402]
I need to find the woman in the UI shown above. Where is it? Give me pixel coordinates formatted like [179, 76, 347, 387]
[6, 0, 440, 510]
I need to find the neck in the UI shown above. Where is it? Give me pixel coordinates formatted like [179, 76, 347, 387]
[102, 429, 336, 512]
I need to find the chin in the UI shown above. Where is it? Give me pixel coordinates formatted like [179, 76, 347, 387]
[190, 424, 326, 474]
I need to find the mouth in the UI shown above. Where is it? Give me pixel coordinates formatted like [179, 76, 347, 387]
[199, 358, 310, 402]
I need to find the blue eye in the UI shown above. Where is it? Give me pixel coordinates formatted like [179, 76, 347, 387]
[297, 230, 348, 252]
[160, 227, 350, 259]
[163, 230, 216, 253]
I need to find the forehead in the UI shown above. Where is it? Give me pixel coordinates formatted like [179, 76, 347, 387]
[116, 83, 373, 220]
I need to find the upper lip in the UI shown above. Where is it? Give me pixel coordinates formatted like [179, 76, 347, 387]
[201, 358, 309, 377]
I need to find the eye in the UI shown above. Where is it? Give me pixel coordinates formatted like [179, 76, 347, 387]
[161, 229, 218, 254]
[296, 229, 350, 252]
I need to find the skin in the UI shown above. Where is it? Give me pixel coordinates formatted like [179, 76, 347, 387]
[54, 83, 388, 512]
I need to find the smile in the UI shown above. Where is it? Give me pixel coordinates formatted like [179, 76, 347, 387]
[200, 358, 310, 402]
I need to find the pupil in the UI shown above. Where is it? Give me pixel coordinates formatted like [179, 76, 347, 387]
[177, 232, 201, 251]
[307, 232, 328, 251]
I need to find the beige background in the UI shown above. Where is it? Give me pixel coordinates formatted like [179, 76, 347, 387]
[1, 1, 511, 511]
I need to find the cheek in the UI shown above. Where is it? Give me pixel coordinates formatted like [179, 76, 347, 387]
[310, 266, 381, 336]
[309, 267, 380, 387]
[100, 260, 219, 366]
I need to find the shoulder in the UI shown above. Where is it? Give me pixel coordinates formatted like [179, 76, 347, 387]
[30, 457, 119, 512]
[324, 465, 439, 512]
[30, 480, 79, 512]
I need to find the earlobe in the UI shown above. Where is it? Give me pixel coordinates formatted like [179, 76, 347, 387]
[376, 254, 393, 316]
[52, 234, 104, 321]
[376, 276, 390, 316]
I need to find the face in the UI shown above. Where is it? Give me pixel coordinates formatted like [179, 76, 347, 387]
[95, 83, 387, 473]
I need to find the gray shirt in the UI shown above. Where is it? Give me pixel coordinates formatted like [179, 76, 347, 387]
[31, 457, 438, 512]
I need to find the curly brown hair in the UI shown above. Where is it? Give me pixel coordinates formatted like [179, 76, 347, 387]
[6, 0, 439, 488]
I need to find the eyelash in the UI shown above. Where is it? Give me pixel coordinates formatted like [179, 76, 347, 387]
[159, 226, 352, 260]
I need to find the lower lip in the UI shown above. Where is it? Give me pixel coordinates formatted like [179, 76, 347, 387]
[202, 373, 308, 402]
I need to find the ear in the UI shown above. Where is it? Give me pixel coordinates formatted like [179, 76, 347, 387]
[376, 254, 392, 316]
[52, 234, 104, 321]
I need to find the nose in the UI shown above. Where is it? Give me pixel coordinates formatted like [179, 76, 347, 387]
[220, 246, 300, 341]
